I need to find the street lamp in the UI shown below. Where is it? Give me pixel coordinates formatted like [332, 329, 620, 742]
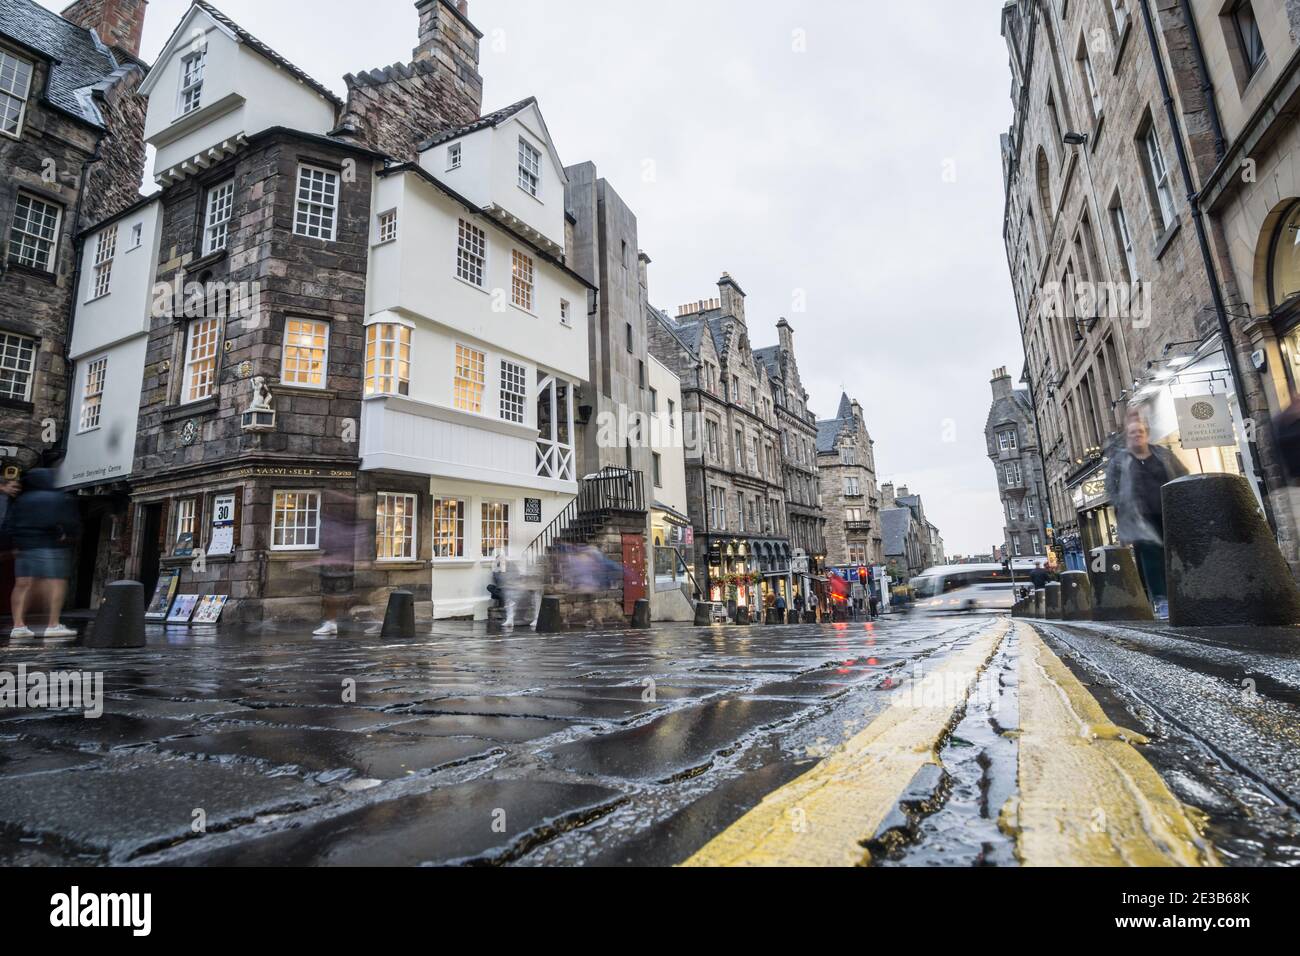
[1063, 131, 1089, 146]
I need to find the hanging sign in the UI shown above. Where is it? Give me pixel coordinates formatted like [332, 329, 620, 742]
[1175, 393, 1234, 450]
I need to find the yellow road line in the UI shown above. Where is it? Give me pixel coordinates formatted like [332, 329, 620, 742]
[1011, 622, 1218, 867]
[681, 618, 1008, 867]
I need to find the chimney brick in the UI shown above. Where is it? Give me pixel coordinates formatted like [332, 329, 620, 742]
[61, 0, 148, 60]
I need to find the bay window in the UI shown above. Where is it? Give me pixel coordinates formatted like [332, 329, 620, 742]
[365, 324, 410, 396]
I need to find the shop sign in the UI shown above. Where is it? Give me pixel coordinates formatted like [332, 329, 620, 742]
[524, 498, 543, 523]
[1175, 393, 1234, 450]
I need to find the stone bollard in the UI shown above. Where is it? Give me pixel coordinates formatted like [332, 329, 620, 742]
[381, 590, 416, 639]
[1033, 589, 1045, 619]
[84, 581, 146, 649]
[1044, 582, 1062, 620]
[694, 601, 713, 626]
[804, 611, 817, 624]
[535, 596, 563, 634]
[1089, 546, 1155, 622]
[1163, 474, 1300, 627]
[631, 599, 651, 629]
[1060, 571, 1094, 621]
[736, 605, 751, 626]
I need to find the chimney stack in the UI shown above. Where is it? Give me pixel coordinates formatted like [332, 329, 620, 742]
[991, 366, 1014, 400]
[61, 0, 148, 60]
[718, 272, 746, 323]
[413, 0, 483, 113]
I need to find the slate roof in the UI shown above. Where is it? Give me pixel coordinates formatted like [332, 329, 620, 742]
[881, 508, 913, 557]
[193, 1, 342, 108]
[815, 392, 856, 453]
[0, 0, 126, 127]
[753, 345, 779, 377]
[417, 96, 536, 150]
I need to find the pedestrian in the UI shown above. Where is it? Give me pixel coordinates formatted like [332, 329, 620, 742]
[3, 469, 79, 639]
[850, 579, 866, 619]
[808, 589, 819, 619]
[1105, 411, 1188, 619]
[793, 590, 805, 614]
[869, 594, 880, 618]
[309, 487, 360, 638]
[774, 592, 786, 623]
[0, 475, 19, 623]
[1029, 562, 1050, 591]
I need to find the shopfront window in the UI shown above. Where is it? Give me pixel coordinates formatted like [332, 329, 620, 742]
[1271, 201, 1300, 310]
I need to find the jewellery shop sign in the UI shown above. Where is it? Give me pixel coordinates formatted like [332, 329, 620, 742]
[1174, 393, 1233, 450]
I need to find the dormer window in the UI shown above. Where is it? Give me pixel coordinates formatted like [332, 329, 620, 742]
[179, 47, 206, 116]
[448, 143, 462, 170]
[518, 137, 541, 198]
[0, 48, 34, 138]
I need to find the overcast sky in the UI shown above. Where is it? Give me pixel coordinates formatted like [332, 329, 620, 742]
[42, 0, 1022, 556]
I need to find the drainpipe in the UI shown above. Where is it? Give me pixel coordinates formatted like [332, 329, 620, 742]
[1177, 0, 1227, 161]
[54, 139, 104, 467]
[1136, 0, 1277, 533]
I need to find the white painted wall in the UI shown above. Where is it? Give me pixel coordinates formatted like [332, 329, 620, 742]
[416, 102, 568, 249]
[57, 201, 164, 489]
[142, 8, 337, 180]
[648, 354, 687, 516]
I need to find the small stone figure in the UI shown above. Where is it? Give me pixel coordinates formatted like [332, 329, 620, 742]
[248, 377, 274, 412]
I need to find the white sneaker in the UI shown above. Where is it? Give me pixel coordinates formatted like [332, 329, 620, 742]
[43, 625, 77, 640]
[9, 626, 34, 640]
[312, 621, 338, 638]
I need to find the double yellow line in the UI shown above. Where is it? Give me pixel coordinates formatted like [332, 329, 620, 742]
[682, 620, 1217, 867]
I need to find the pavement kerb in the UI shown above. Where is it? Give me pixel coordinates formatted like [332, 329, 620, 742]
[680, 617, 1009, 867]
[1010, 621, 1219, 867]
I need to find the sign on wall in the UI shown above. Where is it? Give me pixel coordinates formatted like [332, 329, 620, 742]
[524, 498, 543, 523]
[1174, 393, 1234, 450]
[209, 493, 236, 557]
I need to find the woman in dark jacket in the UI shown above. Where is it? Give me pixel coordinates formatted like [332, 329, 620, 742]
[1104, 416, 1188, 616]
[2, 469, 80, 639]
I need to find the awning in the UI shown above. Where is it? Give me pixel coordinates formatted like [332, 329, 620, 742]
[652, 502, 692, 526]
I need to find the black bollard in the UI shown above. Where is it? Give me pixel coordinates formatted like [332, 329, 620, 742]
[536, 596, 563, 634]
[736, 605, 751, 626]
[84, 581, 146, 649]
[694, 601, 713, 626]
[1044, 582, 1062, 621]
[1033, 589, 1045, 619]
[1163, 474, 1300, 627]
[631, 599, 651, 629]
[804, 610, 817, 624]
[380, 590, 416, 640]
[1060, 570, 1093, 621]
[1089, 546, 1154, 622]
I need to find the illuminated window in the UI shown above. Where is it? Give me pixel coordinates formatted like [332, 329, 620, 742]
[454, 345, 486, 412]
[481, 502, 510, 557]
[271, 491, 320, 550]
[183, 317, 221, 403]
[431, 497, 465, 558]
[365, 324, 410, 396]
[79, 356, 107, 431]
[281, 318, 329, 388]
[511, 249, 534, 311]
[376, 492, 417, 561]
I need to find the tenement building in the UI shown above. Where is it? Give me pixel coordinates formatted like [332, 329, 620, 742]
[816, 393, 882, 569]
[999, 0, 1300, 572]
[648, 273, 792, 613]
[0, 0, 149, 617]
[985, 366, 1049, 562]
[755, 318, 827, 593]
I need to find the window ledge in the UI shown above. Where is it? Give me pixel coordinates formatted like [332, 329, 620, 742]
[4, 262, 56, 283]
[374, 561, 428, 571]
[0, 397, 35, 413]
[189, 247, 229, 271]
[274, 384, 337, 400]
[1112, 20, 1133, 75]
[164, 397, 219, 422]
[1153, 219, 1182, 261]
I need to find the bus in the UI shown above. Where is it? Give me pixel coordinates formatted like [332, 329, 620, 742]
[907, 563, 1024, 615]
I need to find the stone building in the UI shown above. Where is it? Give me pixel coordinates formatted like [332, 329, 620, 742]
[755, 318, 827, 584]
[0, 0, 147, 479]
[888, 484, 943, 570]
[816, 393, 882, 569]
[101, 0, 494, 624]
[880, 505, 925, 583]
[648, 273, 791, 612]
[985, 366, 1050, 561]
[999, 0, 1300, 572]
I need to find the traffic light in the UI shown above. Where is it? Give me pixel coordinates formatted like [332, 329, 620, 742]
[857, 566, 869, 586]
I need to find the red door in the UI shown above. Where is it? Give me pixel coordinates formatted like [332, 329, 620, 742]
[622, 533, 647, 615]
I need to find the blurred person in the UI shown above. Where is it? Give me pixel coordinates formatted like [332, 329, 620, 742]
[0, 476, 19, 624]
[1105, 412, 1188, 619]
[869, 593, 880, 618]
[792, 590, 805, 615]
[3, 469, 79, 639]
[308, 488, 360, 638]
[1029, 562, 1050, 591]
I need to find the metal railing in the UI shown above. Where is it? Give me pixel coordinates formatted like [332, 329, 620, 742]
[523, 467, 646, 565]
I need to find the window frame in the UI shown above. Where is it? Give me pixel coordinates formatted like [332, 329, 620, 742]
[202, 179, 235, 256]
[177, 46, 206, 117]
[0, 331, 37, 403]
[79, 354, 108, 432]
[1231, 1, 1266, 79]
[447, 142, 462, 171]
[293, 164, 340, 242]
[376, 491, 418, 562]
[518, 136, 542, 198]
[499, 358, 528, 424]
[280, 317, 330, 390]
[0, 47, 34, 140]
[8, 192, 61, 272]
[1140, 121, 1176, 233]
[431, 496, 466, 560]
[511, 249, 535, 313]
[455, 218, 487, 289]
[364, 323, 411, 397]
[270, 490, 321, 552]
[90, 224, 117, 301]
[182, 316, 223, 405]
[453, 343, 487, 413]
[480, 500, 511, 558]
[376, 208, 398, 245]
